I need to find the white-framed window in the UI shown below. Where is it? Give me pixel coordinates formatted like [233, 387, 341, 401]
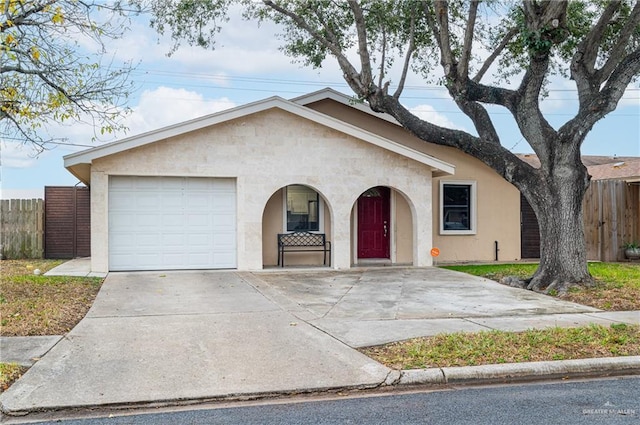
[283, 185, 323, 232]
[439, 180, 477, 235]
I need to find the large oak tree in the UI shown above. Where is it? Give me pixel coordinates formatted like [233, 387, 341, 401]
[0, 0, 140, 152]
[146, 0, 640, 293]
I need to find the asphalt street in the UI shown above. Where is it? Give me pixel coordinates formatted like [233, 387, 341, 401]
[5, 376, 639, 425]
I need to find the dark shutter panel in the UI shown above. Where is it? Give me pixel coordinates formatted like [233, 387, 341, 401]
[520, 193, 540, 259]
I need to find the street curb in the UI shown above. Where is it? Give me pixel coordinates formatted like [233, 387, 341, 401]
[396, 356, 640, 386]
[2, 357, 639, 417]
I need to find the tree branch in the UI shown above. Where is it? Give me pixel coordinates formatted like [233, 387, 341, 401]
[570, 1, 622, 100]
[262, 0, 367, 95]
[561, 47, 640, 144]
[348, 0, 373, 90]
[1, 0, 57, 30]
[378, 26, 386, 89]
[368, 92, 537, 189]
[393, 11, 415, 99]
[433, 1, 455, 75]
[473, 27, 517, 83]
[458, 0, 479, 79]
[595, 1, 640, 85]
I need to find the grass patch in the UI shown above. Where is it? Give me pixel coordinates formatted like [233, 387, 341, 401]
[442, 262, 640, 311]
[0, 363, 27, 393]
[0, 259, 103, 336]
[361, 324, 640, 369]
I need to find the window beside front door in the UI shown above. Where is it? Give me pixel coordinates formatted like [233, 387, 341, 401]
[440, 181, 477, 235]
[285, 185, 321, 232]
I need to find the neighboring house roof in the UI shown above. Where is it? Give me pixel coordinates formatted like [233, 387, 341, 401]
[516, 153, 640, 181]
[587, 158, 640, 182]
[64, 92, 455, 185]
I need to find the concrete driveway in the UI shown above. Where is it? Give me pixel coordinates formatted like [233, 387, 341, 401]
[245, 267, 607, 347]
[3, 266, 634, 414]
[0, 271, 389, 413]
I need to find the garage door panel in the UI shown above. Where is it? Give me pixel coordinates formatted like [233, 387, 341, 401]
[162, 214, 185, 226]
[186, 213, 212, 227]
[109, 176, 236, 271]
[212, 252, 235, 267]
[213, 213, 235, 227]
[212, 193, 235, 211]
[135, 214, 162, 227]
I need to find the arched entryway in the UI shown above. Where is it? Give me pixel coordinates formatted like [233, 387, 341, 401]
[357, 186, 391, 260]
[261, 183, 333, 267]
[352, 186, 414, 266]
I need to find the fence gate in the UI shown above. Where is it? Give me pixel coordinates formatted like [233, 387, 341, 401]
[583, 180, 639, 262]
[522, 180, 639, 262]
[44, 186, 91, 259]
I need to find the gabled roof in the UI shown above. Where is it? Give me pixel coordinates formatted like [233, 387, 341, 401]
[291, 88, 401, 125]
[516, 153, 640, 182]
[64, 93, 454, 185]
[587, 158, 640, 182]
[517, 153, 640, 169]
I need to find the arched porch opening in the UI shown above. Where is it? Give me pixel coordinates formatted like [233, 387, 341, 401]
[350, 186, 416, 266]
[261, 183, 333, 268]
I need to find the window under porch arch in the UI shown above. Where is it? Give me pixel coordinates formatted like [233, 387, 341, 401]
[284, 184, 323, 232]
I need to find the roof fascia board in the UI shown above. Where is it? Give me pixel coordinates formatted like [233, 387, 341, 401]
[291, 88, 400, 125]
[64, 96, 284, 167]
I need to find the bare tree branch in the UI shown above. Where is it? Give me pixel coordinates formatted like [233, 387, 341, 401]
[458, 0, 479, 79]
[348, 0, 373, 90]
[596, 1, 640, 85]
[561, 47, 640, 144]
[473, 27, 517, 83]
[262, 0, 367, 95]
[433, 1, 455, 75]
[378, 26, 386, 88]
[394, 11, 416, 99]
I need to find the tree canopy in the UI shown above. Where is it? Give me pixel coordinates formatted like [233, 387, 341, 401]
[0, 0, 140, 152]
[144, 0, 640, 292]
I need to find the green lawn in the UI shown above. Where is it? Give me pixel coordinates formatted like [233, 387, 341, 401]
[362, 323, 640, 369]
[441, 262, 640, 311]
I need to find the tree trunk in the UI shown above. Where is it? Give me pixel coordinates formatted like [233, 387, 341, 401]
[522, 157, 594, 293]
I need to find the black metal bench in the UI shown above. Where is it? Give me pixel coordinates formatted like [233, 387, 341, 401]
[277, 231, 331, 267]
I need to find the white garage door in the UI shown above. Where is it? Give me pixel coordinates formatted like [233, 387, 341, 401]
[108, 176, 236, 271]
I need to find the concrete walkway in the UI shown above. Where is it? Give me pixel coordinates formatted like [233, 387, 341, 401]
[1, 264, 639, 415]
[43, 257, 106, 278]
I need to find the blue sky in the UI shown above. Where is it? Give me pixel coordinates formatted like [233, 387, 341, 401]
[2, 11, 639, 198]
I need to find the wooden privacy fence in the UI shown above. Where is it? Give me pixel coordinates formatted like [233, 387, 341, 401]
[0, 199, 44, 259]
[583, 180, 640, 262]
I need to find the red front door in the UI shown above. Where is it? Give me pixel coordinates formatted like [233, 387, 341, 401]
[357, 187, 390, 259]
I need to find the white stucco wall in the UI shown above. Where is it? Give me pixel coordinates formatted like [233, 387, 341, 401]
[89, 108, 435, 273]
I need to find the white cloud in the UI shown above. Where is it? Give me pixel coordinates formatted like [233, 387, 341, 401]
[1, 140, 42, 168]
[409, 104, 465, 131]
[124, 87, 236, 135]
[0, 188, 44, 199]
[2, 87, 236, 168]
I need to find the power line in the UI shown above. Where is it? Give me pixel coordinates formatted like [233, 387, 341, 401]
[130, 67, 640, 94]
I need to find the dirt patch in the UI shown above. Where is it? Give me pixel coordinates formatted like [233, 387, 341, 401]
[0, 260, 103, 336]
